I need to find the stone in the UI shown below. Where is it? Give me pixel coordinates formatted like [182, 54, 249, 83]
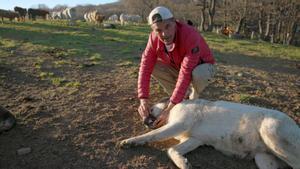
[17, 147, 31, 155]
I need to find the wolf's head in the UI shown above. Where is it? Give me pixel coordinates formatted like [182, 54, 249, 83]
[143, 98, 169, 129]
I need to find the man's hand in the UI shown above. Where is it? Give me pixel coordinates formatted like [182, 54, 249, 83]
[153, 102, 175, 128]
[138, 99, 150, 120]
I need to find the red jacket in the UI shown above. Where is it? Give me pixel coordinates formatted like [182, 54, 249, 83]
[138, 21, 215, 104]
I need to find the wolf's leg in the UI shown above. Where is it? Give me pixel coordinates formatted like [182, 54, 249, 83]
[167, 137, 202, 169]
[254, 153, 286, 169]
[259, 117, 300, 169]
[119, 123, 186, 147]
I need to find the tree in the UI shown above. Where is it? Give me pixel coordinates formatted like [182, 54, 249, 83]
[120, 0, 160, 21]
[232, 0, 248, 34]
[31, 4, 50, 10]
[207, 0, 216, 31]
[194, 0, 207, 31]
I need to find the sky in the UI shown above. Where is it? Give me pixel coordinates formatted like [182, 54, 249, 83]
[1, 0, 118, 10]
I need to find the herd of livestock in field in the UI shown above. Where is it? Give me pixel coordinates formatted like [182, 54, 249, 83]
[0, 6, 143, 26]
[1, 6, 243, 39]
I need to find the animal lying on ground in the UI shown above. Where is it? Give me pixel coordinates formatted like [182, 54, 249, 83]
[119, 99, 300, 169]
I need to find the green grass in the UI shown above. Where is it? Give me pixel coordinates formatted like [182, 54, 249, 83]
[203, 32, 300, 60]
[39, 72, 54, 79]
[238, 94, 253, 103]
[0, 20, 299, 69]
[50, 77, 66, 86]
[89, 53, 102, 61]
[117, 61, 134, 67]
[0, 20, 150, 62]
[0, 38, 19, 49]
[65, 81, 81, 88]
[53, 60, 70, 67]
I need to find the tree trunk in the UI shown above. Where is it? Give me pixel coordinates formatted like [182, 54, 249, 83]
[207, 0, 215, 31]
[236, 17, 245, 34]
[251, 31, 255, 40]
[286, 22, 297, 45]
[199, 8, 205, 31]
[276, 21, 282, 43]
[264, 13, 271, 38]
[270, 23, 276, 43]
[223, 0, 227, 27]
[208, 13, 214, 31]
[258, 10, 263, 38]
[197, 0, 206, 32]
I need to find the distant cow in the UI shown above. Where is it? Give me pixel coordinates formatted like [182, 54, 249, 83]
[84, 13, 89, 22]
[108, 14, 118, 22]
[95, 13, 105, 26]
[0, 9, 20, 23]
[28, 8, 49, 20]
[14, 6, 26, 21]
[84, 10, 105, 26]
[84, 11, 92, 22]
[120, 13, 142, 26]
[50, 11, 63, 20]
[62, 7, 77, 25]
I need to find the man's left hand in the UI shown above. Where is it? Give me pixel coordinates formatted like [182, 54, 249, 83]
[153, 109, 170, 128]
[153, 102, 175, 128]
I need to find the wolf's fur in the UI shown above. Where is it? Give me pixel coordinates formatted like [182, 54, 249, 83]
[120, 99, 300, 169]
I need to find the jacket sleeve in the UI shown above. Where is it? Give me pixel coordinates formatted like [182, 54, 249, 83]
[170, 35, 201, 104]
[138, 33, 158, 99]
[198, 34, 215, 64]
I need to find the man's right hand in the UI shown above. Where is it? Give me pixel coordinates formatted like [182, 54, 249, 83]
[138, 99, 150, 120]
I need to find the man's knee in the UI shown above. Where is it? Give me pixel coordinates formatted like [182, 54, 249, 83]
[192, 63, 215, 83]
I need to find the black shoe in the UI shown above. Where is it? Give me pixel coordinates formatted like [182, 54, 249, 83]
[0, 106, 16, 133]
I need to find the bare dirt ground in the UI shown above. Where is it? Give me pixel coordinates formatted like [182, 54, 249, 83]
[0, 41, 299, 169]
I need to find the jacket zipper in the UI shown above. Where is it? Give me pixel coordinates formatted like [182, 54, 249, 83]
[164, 46, 175, 66]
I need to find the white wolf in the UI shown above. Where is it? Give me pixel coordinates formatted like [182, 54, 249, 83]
[119, 99, 300, 169]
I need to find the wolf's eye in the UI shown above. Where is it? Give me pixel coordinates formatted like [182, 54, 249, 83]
[150, 108, 154, 112]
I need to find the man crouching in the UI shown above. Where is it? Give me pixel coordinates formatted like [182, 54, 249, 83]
[137, 6, 215, 128]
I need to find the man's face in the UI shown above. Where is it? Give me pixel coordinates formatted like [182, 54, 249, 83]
[151, 20, 176, 45]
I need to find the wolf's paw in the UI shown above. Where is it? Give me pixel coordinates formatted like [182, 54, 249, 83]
[118, 139, 134, 149]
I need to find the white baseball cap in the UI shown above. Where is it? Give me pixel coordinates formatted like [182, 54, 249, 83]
[148, 6, 174, 25]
